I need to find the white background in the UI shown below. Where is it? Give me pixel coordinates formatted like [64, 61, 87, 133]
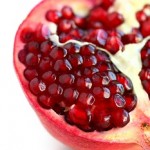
[0, 1, 71, 150]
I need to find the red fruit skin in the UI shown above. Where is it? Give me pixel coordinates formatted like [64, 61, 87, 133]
[37, 111, 142, 150]
[14, 0, 143, 150]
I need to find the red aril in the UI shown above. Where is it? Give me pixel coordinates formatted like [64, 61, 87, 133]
[88, 7, 107, 23]
[61, 6, 74, 19]
[121, 28, 143, 45]
[136, 4, 150, 38]
[140, 19, 150, 37]
[106, 12, 124, 29]
[14, 0, 150, 150]
[46, 10, 61, 23]
[105, 35, 123, 54]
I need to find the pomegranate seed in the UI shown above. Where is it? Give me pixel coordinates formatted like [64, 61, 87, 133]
[122, 32, 143, 45]
[59, 33, 73, 43]
[37, 95, 56, 109]
[74, 16, 85, 28]
[93, 87, 104, 98]
[77, 93, 95, 107]
[141, 80, 150, 93]
[89, 7, 107, 23]
[140, 68, 150, 80]
[97, 62, 113, 72]
[63, 88, 79, 105]
[64, 42, 80, 54]
[67, 105, 92, 131]
[136, 10, 147, 22]
[96, 50, 111, 62]
[48, 83, 63, 96]
[124, 94, 137, 112]
[26, 41, 39, 54]
[35, 24, 48, 42]
[25, 53, 38, 67]
[18, 49, 28, 64]
[140, 20, 150, 37]
[83, 68, 92, 77]
[92, 74, 103, 86]
[107, 12, 124, 29]
[70, 29, 84, 39]
[92, 108, 111, 131]
[59, 74, 75, 85]
[40, 41, 54, 56]
[141, 48, 150, 60]
[20, 28, 35, 43]
[83, 68, 98, 77]
[109, 81, 125, 95]
[24, 68, 38, 81]
[54, 59, 72, 72]
[38, 57, 51, 73]
[29, 78, 46, 95]
[143, 58, 150, 68]
[105, 36, 123, 54]
[76, 77, 92, 90]
[68, 54, 83, 67]
[100, 0, 115, 9]
[83, 56, 97, 67]
[46, 10, 61, 23]
[80, 45, 96, 55]
[41, 71, 56, 84]
[61, 6, 74, 19]
[111, 109, 130, 127]
[57, 19, 73, 33]
[84, 30, 99, 44]
[50, 46, 67, 60]
[117, 74, 133, 91]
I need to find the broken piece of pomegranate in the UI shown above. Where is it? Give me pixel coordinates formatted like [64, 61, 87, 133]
[14, 0, 150, 150]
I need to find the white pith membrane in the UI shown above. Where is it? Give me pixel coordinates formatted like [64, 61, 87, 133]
[14, 0, 150, 149]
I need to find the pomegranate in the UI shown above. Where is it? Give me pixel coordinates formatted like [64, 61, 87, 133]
[14, 0, 150, 150]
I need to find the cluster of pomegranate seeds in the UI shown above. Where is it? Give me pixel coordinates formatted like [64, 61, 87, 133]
[136, 4, 150, 37]
[44, 3, 150, 54]
[18, 24, 137, 131]
[139, 40, 150, 97]
[45, 4, 125, 54]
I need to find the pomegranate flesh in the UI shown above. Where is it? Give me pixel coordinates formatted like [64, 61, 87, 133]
[14, 0, 150, 150]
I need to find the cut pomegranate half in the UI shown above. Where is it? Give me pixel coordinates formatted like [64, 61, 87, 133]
[14, 0, 150, 150]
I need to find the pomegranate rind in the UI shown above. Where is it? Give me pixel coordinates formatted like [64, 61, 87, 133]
[13, 0, 147, 149]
